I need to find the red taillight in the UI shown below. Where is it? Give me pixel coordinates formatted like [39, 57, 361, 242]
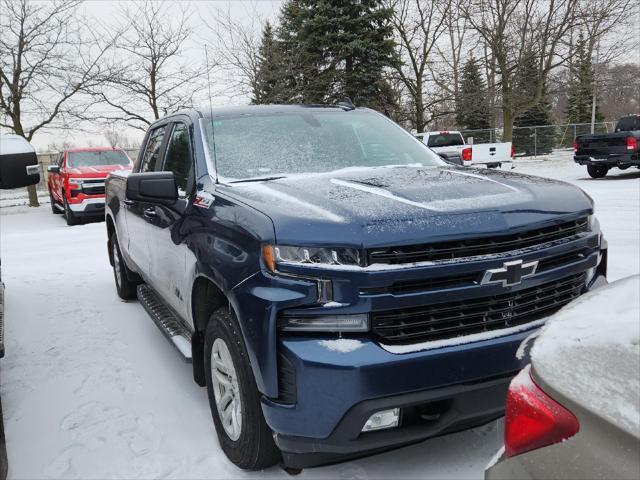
[627, 136, 638, 151]
[504, 366, 579, 458]
[462, 147, 472, 162]
[510, 144, 515, 158]
[573, 139, 578, 152]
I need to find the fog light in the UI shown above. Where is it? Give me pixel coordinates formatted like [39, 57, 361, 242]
[362, 408, 400, 432]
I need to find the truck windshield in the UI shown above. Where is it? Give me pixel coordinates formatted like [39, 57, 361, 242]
[67, 150, 130, 168]
[202, 110, 443, 180]
[427, 133, 464, 147]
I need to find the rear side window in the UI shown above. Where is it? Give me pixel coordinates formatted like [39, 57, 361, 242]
[615, 116, 640, 132]
[162, 123, 193, 194]
[427, 133, 464, 147]
[139, 126, 167, 172]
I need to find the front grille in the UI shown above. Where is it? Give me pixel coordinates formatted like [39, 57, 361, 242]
[368, 217, 588, 265]
[372, 273, 585, 344]
[360, 248, 594, 296]
[81, 179, 105, 195]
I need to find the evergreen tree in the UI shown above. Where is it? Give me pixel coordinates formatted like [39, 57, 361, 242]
[565, 31, 603, 126]
[275, 0, 396, 109]
[456, 57, 492, 143]
[253, 22, 283, 104]
[513, 50, 555, 155]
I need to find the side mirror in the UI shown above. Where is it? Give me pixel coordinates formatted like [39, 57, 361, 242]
[0, 134, 40, 189]
[126, 172, 177, 204]
[47, 165, 60, 174]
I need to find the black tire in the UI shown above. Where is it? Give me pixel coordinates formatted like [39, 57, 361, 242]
[587, 164, 608, 178]
[109, 233, 138, 300]
[204, 307, 280, 470]
[64, 198, 80, 225]
[50, 193, 62, 214]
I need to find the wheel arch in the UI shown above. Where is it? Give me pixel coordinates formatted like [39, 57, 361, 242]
[190, 275, 228, 387]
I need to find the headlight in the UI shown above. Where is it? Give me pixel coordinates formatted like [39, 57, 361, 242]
[279, 314, 369, 332]
[262, 244, 361, 271]
[68, 178, 83, 186]
[588, 214, 599, 232]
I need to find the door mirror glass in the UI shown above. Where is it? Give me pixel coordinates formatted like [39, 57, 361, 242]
[126, 172, 177, 204]
[0, 134, 40, 189]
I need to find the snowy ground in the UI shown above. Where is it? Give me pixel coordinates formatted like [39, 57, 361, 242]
[0, 157, 638, 479]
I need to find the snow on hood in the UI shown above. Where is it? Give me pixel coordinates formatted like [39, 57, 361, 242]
[224, 165, 593, 246]
[532, 275, 640, 435]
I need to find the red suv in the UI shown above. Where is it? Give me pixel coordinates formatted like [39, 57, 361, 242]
[47, 147, 132, 225]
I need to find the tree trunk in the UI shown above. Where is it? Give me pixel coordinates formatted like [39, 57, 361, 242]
[503, 107, 514, 142]
[28, 184, 40, 207]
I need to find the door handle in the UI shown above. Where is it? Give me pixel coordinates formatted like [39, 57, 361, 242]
[123, 199, 135, 206]
[143, 207, 157, 218]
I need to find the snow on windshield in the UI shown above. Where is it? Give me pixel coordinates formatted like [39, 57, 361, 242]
[67, 150, 130, 168]
[532, 275, 640, 434]
[202, 110, 443, 180]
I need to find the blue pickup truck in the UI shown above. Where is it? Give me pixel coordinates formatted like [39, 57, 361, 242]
[104, 105, 607, 471]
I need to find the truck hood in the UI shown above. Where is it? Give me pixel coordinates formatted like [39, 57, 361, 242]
[222, 165, 593, 247]
[67, 164, 131, 179]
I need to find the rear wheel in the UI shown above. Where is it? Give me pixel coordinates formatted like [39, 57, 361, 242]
[204, 307, 280, 470]
[587, 164, 608, 178]
[110, 233, 138, 300]
[64, 198, 80, 225]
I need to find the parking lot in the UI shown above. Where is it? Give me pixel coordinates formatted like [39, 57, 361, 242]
[1, 157, 638, 479]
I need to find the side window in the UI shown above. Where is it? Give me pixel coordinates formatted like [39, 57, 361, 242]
[58, 152, 64, 168]
[139, 126, 167, 173]
[163, 123, 193, 194]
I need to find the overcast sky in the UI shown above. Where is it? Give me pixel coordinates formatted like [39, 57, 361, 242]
[29, 0, 283, 151]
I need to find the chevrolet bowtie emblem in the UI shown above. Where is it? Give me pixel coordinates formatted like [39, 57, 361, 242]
[481, 259, 538, 287]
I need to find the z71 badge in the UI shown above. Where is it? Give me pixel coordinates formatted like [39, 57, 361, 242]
[193, 192, 214, 208]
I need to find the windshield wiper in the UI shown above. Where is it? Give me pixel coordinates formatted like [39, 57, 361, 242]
[229, 175, 287, 184]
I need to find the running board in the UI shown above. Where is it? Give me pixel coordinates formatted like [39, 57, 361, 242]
[137, 284, 192, 363]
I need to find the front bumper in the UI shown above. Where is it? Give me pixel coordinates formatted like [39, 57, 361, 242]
[574, 153, 640, 168]
[67, 197, 105, 215]
[276, 374, 512, 469]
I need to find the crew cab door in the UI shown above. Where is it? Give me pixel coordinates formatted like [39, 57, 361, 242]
[124, 125, 169, 273]
[145, 121, 194, 321]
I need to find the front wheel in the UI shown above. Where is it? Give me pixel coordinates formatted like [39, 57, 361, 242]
[587, 164, 608, 178]
[50, 193, 62, 214]
[204, 307, 280, 470]
[64, 198, 80, 225]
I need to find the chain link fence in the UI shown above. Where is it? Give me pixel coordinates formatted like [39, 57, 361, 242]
[460, 122, 616, 157]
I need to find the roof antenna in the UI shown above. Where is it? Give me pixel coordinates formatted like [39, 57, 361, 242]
[337, 97, 355, 110]
[205, 44, 218, 183]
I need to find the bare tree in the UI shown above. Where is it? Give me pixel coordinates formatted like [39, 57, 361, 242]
[576, 0, 637, 63]
[104, 126, 124, 148]
[0, 0, 112, 205]
[204, 4, 264, 102]
[387, 0, 453, 133]
[432, 0, 470, 115]
[462, 0, 579, 141]
[90, 1, 208, 131]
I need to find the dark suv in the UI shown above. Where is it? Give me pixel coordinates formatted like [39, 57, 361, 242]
[105, 105, 607, 470]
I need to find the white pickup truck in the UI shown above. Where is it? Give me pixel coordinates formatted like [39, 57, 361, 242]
[416, 131, 513, 168]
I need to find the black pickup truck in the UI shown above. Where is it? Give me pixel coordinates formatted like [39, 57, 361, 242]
[574, 114, 640, 178]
